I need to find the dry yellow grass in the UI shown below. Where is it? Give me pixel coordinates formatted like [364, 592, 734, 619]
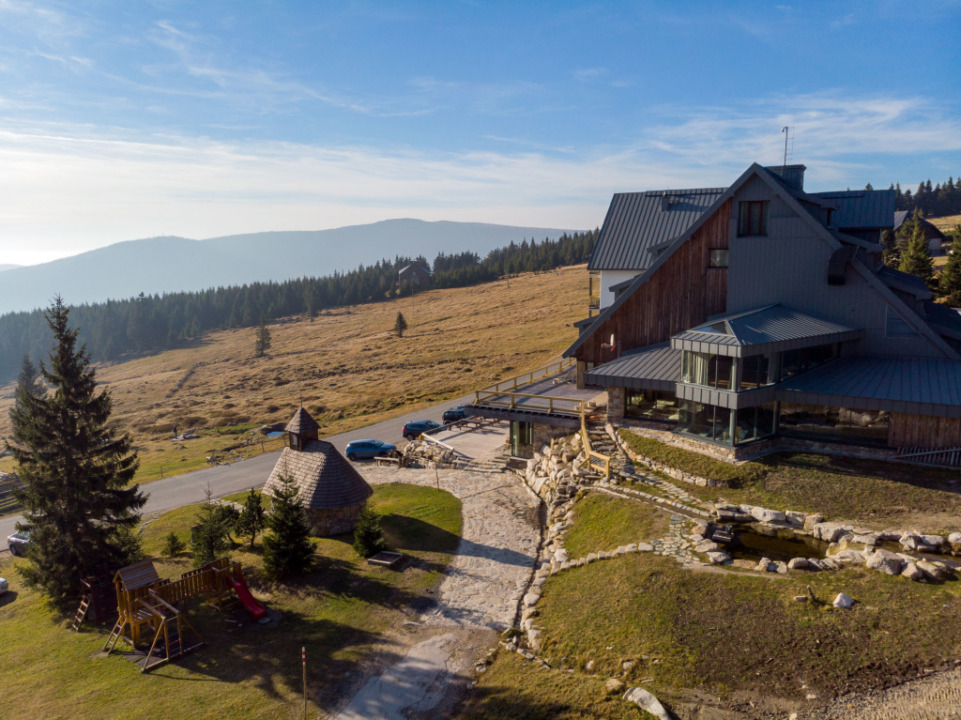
[929, 214, 961, 234]
[0, 266, 587, 481]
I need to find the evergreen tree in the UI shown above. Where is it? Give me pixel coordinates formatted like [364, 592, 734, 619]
[254, 314, 271, 357]
[352, 503, 387, 558]
[262, 475, 314, 581]
[880, 229, 900, 268]
[5, 297, 145, 610]
[940, 227, 961, 307]
[162, 531, 186, 557]
[899, 210, 934, 287]
[190, 486, 232, 566]
[394, 311, 408, 338]
[236, 488, 266, 549]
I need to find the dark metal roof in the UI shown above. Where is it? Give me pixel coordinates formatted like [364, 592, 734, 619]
[671, 305, 862, 356]
[925, 301, 961, 340]
[893, 211, 948, 239]
[583, 342, 680, 391]
[777, 356, 961, 418]
[816, 190, 895, 229]
[877, 266, 933, 300]
[587, 188, 725, 271]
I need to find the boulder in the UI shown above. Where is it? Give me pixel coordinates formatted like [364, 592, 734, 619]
[806, 558, 825, 571]
[785, 511, 806, 528]
[833, 593, 855, 609]
[832, 549, 866, 565]
[748, 506, 787, 524]
[695, 540, 722, 554]
[707, 551, 731, 565]
[774, 561, 789, 574]
[756, 557, 775, 572]
[605, 678, 625, 694]
[901, 562, 926, 582]
[899, 532, 922, 551]
[921, 534, 946, 549]
[623, 687, 672, 720]
[553, 549, 570, 564]
[812, 522, 849, 543]
[637, 543, 654, 552]
[917, 560, 952, 581]
[787, 557, 809, 570]
[865, 549, 905, 575]
[948, 532, 961, 545]
[803, 513, 825, 531]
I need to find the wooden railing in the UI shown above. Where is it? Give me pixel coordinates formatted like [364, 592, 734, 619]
[478, 358, 574, 395]
[893, 446, 961, 468]
[581, 414, 611, 478]
[472, 389, 586, 416]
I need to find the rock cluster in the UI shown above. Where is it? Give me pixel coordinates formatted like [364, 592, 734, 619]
[522, 434, 595, 505]
[403, 437, 459, 466]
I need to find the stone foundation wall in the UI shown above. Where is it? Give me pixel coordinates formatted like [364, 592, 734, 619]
[308, 504, 365, 536]
[532, 423, 574, 449]
[607, 387, 625, 422]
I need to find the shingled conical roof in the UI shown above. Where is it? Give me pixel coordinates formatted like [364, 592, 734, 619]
[263, 440, 373, 510]
[286, 407, 320, 436]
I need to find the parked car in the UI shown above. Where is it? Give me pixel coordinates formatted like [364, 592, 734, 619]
[344, 439, 397, 461]
[442, 406, 471, 424]
[402, 420, 441, 440]
[6, 532, 29, 557]
[0, 577, 7, 595]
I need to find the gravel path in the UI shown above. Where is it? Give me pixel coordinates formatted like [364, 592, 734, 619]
[818, 668, 961, 720]
[333, 465, 541, 719]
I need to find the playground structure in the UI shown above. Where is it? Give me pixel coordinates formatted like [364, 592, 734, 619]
[103, 557, 266, 672]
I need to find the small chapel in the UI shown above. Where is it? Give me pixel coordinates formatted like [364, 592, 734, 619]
[262, 408, 373, 536]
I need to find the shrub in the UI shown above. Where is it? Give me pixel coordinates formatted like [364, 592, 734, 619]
[162, 531, 186, 557]
[262, 475, 314, 581]
[353, 503, 387, 558]
[617, 430, 767, 487]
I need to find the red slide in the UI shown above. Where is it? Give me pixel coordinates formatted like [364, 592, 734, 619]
[226, 571, 268, 621]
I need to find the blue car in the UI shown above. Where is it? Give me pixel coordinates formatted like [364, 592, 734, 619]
[344, 439, 397, 461]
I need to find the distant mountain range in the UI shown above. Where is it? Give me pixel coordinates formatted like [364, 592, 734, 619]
[0, 219, 576, 315]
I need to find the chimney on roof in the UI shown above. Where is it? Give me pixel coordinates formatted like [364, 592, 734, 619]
[768, 164, 806, 192]
[660, 193, 671, 211]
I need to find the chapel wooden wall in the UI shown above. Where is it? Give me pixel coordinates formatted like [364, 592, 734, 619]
[576, 199, 731, 365]
[887, 413, 961, 449]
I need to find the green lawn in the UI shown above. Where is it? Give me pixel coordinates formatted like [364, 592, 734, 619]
[562, 493, 670, 559]
[0, 482, 461, 720]
[534, 552, 961, 705]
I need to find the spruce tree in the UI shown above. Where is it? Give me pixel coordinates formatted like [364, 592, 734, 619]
[190, 486, 232, 566]
[254, 314, 271, 357]
[898, 210, 934, 288]
[394, 311, 408, 338]
[880, 229, 900, 268]
[236, 487, 266, 549]
[6, 297, 145, 611]
[352, 503, 387, 558]
[262, 475, 314, 581]
[940, 228, 961, 307]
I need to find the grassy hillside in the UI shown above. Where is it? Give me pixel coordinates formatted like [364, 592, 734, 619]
[0, 266, 586, 481]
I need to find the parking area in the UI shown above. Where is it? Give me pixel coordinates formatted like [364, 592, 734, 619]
[425, 419, 509, 460]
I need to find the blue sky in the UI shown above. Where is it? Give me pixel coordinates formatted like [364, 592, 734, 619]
[1, 0, 959, 265]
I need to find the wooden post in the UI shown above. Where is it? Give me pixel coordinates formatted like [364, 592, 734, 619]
[302, 646, 307, 719]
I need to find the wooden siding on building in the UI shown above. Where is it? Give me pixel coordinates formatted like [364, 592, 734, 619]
[576, 200, 731, 365]
[888, 413, 961, 449]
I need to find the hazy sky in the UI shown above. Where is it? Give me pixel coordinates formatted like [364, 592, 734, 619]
[1, 0, 959, 266]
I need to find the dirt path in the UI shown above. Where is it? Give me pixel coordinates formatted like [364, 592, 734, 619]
[331, 465, 541, 719]
[816, 668, 961, 720]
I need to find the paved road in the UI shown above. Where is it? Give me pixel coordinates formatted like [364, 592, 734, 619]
[0, 392, 478, 548]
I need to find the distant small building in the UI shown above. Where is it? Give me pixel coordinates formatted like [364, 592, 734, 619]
[893, 211, 948, 256]
[398, 262, 432, 289]
[262, 408, 373, 536]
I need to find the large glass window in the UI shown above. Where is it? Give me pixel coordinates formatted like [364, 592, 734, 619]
[681, 351, 735, 390]
[626, 391, 680, 422]
[739, 353, 773, 389]
[678, 402, 734, 445]
[734, 403, 778, 444]
[778, 404, 889, 447]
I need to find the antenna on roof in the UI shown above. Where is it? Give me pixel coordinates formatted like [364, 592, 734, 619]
[781, 126, 793, 171]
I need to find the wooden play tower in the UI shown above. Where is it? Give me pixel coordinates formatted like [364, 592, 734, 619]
[103, 557, 245, 672]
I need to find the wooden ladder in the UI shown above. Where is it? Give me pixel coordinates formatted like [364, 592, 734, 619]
[71, 594, 92, 632]
[103, 617, 128, 653]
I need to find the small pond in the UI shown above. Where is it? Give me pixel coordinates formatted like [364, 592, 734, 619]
[266, 431, 284, 438]
[720, 524, 829, 564]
